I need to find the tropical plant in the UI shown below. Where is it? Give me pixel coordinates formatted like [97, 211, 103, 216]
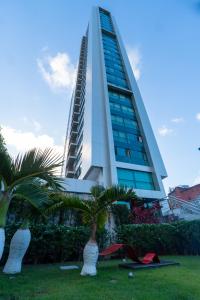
[130, 201, 162, 224]
[3, 184, 53, 274]
[48, 185, 138, 276]
[0, 127, 8, 154]
[0, 146, 64, 272]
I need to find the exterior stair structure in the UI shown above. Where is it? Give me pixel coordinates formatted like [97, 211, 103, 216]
[166, 195, 200, 221]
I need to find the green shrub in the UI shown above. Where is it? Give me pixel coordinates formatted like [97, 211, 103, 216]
[3, 220, 200, 265]
[1, 224, 109, 265]
[116, 223, 178, 256]
[174, 220, 200, 255]
[115, 220, 200, 256]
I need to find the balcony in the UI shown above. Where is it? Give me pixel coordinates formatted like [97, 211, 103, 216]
[69, 129, 78, 140]
[66, 169, 75, 178]
[71, 120, 78, 131]
[68, 142, 77, 154]
[72, 112, 79, 122]
[66, 155, 76, 168]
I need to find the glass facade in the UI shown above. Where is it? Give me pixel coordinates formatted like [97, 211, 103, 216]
[99, 8, 156, 191]
[109, 91, 148, 166]
[100, 10, 114, 33]
[102, 34, 128, 89]
[117, 168, 155, 190]
[99, 8, 150, 167]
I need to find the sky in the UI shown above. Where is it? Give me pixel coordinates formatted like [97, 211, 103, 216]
[0, 0, 200, 193]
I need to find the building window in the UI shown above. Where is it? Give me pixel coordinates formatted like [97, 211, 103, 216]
[102, 32, 129, 89]
[99, 9, 114, 33]
[115, 147, 126, 157]
[117, 168, 155, 190]
[109, 89, 149, 166]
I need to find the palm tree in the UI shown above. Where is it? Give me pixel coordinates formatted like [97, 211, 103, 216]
[49, 185, 138, 276]
[0, 147, 63, 267]
[3, 183, 53, 274]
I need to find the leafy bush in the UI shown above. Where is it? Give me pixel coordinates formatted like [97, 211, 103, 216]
[174, 220, 200, 255]
[3, 220, 200, 265]
[115, 220, 200, 256]
[116, 223, 178, 256]
[1, 224, 109, 265]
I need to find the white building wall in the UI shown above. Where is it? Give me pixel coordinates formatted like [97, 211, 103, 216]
[62, 178, 96, 194]
[81, 7, 113, 186]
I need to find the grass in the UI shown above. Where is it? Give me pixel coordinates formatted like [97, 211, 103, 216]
[0, 256, 200, 300]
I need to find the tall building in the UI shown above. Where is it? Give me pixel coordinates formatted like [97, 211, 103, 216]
[63, 7, 167, 201]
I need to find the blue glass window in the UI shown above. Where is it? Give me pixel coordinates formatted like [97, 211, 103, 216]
[99, 9, 150, 168]
[102, 33, 129, 89]
[110, 102, 135, 118]
[99, 10, 114, 33]
[108, 89, 149, 166]
[117, 168, 155, 190]
[113, 130, 143, 145]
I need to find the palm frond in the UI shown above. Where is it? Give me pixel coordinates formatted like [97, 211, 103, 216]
[46, 193, 90, 215]
[99, 185, 136, 203]
[13, 181, 50, 211]
[82, 211, 92, 226]
[96, 209, 108, 230]
[0, 149, 12, 187]
[90, 185, 105, 199]
[9, 148, 64, 190]
[95, 185, 137, 214]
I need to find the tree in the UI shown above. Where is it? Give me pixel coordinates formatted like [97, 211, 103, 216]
[49, 185, 138, 276]
[3, 184, 52, 274]
[0, 146, 64, 270]
[0, 127, 7, 153]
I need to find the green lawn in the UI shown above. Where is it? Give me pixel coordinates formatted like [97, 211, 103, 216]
[0, 256, 200, 300]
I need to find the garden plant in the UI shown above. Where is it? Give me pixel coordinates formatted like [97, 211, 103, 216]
[48, 185, 138, 276]
[0, 144, 63, 274]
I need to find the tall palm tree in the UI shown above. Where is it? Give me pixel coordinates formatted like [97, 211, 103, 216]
[49, 185, 138, 276]
[0, 147, 64, 264]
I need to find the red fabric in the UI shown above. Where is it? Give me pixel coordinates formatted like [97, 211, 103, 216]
[142, 252, 160, 264]
[99, 243, 124, 256]
[100, 244, 160, 265]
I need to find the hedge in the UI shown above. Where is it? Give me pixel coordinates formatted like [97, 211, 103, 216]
[2, 220, 200, 265]
[115, 220, 200, 256]
[1, 224, 109, 265]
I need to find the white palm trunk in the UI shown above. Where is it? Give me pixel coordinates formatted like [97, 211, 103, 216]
[81, 240, 99, 276]
[3, 228, 31, 274]
[0, 228, 5, 261]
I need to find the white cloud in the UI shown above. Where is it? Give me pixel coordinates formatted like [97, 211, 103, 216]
[126, 46, 141, 80]
[37, 52, 76, 91]
[171, 117, 184, 123]
[158, 125, 174, 137]
[196, 113, 200, 121]
[1, 125, 63, 155]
